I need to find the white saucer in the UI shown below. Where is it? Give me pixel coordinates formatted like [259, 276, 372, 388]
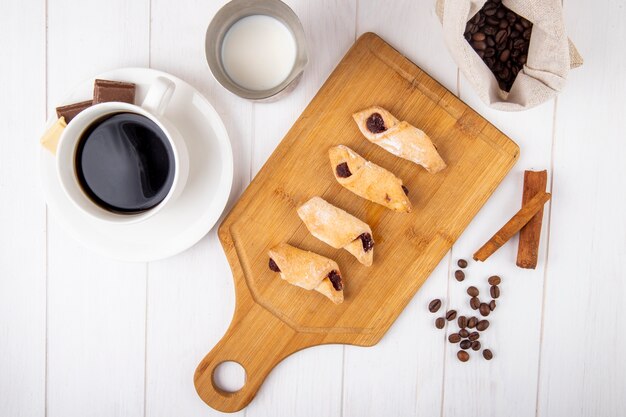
[40, 68, 233, 262]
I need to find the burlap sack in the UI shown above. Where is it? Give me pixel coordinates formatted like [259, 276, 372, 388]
[436, 0, 583, 111]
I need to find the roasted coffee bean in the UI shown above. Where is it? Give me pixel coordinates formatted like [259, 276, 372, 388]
[523, 28, 532, 40]
[499, 19, 509, 29]
[483, 349, 494, 360]
[428, 299, 442, 313]
[520, 54, 527, 64]
[488, 275, 501, 285]
[446, 310, 457, 321]
[471, 341, 481, 351]
[490, 285, 500, 299]
[472, 32, 486, 41]
[435, 317, 446, 329]
[486, 16, 500, 26]
[455, 270, 465, 282]
[497, 9, 505, 19]
[472, 40, 487, 50]
[521, 18, 531, 29]
[479, 303, 491, 317]
[476, 320, 490, 331]
[460, 340, 472, 350]
[514, 22, 524, 32]
[457, 259, 468, 269]
[468, 331, 480, 341]
[484, 6, 497, 16]
[489, 300, 497, 311]
[458, 350, 470, 362]
[486, 38, 495, 47]
[484, 25, 497, 36]
[458, 316, 468, 328]
[459, 329, 470, 338]
[470, 297, 480, 310]
[499, 49, 511, 62]
[467, 286, 479, 297]
[449, 333, 462, 343]
[484, 48, 495, 58]
[269, 258, 281, 272]
[468, 316, 478, 328]
[495, 29, 508, 44]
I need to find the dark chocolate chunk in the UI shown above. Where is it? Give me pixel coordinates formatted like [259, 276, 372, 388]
[56, 100, 93, 123]
[402, 185, 409, 195]
[328, 270, 343, 291]
[336, 162, 352, 178]
[366, 112, 386, 133]
[93, 79, 136, 104]
[268, 258, 280, 272]
[359, 233, 374, 252]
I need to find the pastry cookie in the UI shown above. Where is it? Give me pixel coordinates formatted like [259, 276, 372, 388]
[353, 106, 447, 173]
[268, 243, 344, 304]
[298, 197, 374, 266]
[329, 145, 412, 213]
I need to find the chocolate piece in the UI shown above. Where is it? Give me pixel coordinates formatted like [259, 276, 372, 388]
[335, 162, 352, 178]
[93, 79, 136, 104]
[366, 112, 386, 133]
[402, 185, 409, 195]
[56, 100, 93, 123]
[268, 258, 280, 272]
[359, 233, 374, 252]
[328, 270, 343, 291]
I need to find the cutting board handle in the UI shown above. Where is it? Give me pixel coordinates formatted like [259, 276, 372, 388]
[194, 302, 299, 413]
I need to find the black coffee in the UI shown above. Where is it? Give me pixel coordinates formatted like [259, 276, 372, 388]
[75, 113, 175, 213]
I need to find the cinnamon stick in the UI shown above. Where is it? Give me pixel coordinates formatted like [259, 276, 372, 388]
[516, 170, 548, 269]
[473, 191, 551, 262]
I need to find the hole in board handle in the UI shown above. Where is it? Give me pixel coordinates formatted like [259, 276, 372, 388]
[212, 361, 246, 393]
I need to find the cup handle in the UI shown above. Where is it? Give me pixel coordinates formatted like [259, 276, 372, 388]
[141, 76, 175, 116]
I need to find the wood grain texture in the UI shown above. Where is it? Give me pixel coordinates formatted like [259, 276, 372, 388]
[0, 2, 46, 416]
[537, 0, 626, 415]
[517, 170, 548, 269]
[145, 1, 250, 416]
[344, 2, 459, 415]
[245, 1, 355, 416]
[46, 1, 150, 416]
[193, 33, 519, 412]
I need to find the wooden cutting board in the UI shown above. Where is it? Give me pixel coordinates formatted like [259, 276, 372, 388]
[194, 32, 519, 412]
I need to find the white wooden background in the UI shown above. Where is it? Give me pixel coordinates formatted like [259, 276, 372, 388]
[2, 0, 625, 416]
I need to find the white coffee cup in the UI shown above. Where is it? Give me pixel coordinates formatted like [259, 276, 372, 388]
[56, 76, 189, 225]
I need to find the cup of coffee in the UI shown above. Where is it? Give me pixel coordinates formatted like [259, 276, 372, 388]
[56, 77, 189, 224]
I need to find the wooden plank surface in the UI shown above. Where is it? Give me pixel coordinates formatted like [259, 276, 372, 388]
[45, 1, 150, 416]
[2, 0, 626, 416]
[0, 1, 46, 416]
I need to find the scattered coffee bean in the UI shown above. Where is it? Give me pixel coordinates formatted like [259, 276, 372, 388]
[467, 286, 479, 297]
[459, 329, 470, 338]
[470, 297, 480, 310]
[460, 340, 472, 350]
[469, 331, 480, 341]
[458, 350, 470, 362]
[468, 316, 478, 329]
[463, 0, 533, 91]
[479, 303, 491, 317]
[457, 259, 468, 268]
[435, 317, 445, 329]
[490, 285, 500, 299]
[458, 316, 468, 328]
[471, 341, 481, 351]
[454, 270, 465, 282]
[476, 320, 490, 331]
[483, 349, 494, 360]
[449, 333, 462, 343]
[428, 299, 442, 313]
[489, 300, 497, 311]
[488, 275, 501, 285]
[446, 310, 457, 321]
